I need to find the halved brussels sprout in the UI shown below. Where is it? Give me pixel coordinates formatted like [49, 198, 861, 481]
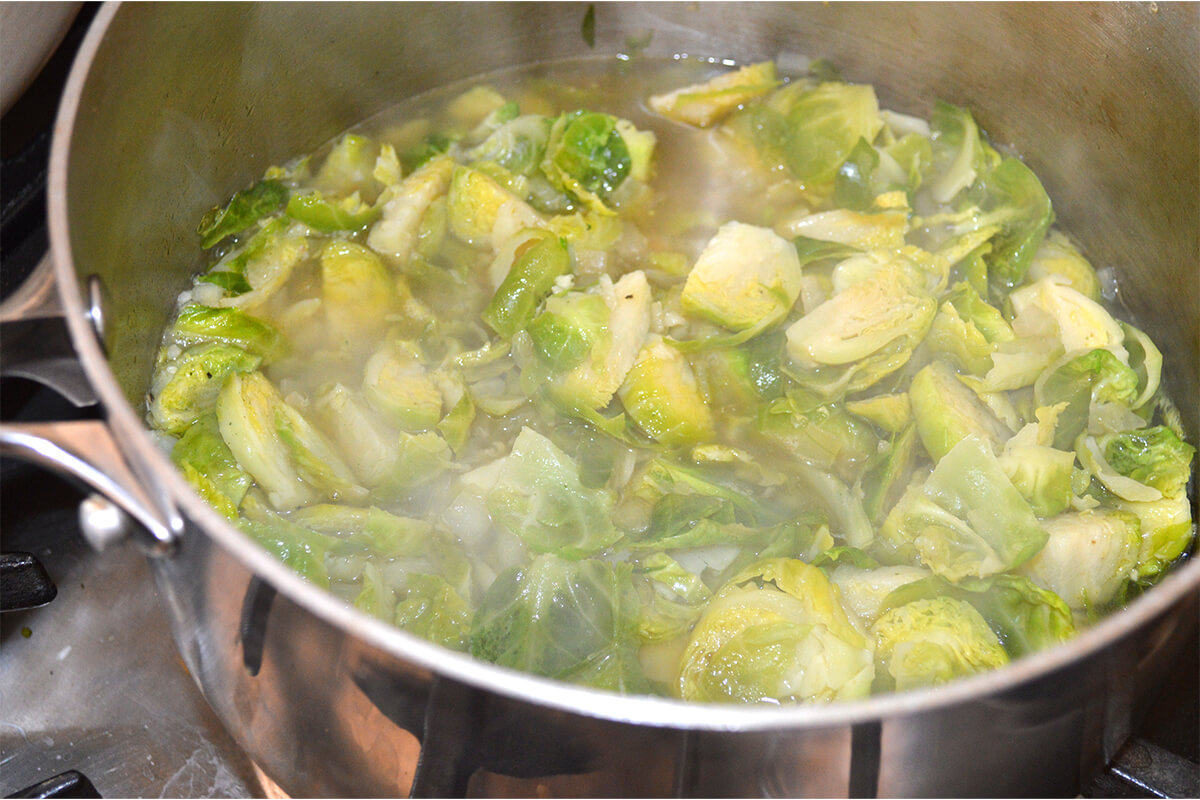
[681, 222, 803, 332]
[882, 435, 1048, 580]
[320, 240, 396, 341]
[649, 61, 778, 128]
[871, 597, 1008, 692]
[367, 155, 455, 263]
[909, 360, 1011, 461]
[677, 558, 874, 704]
[617, 335, 715, 447]
[785, 258, 936, 398]
[362, 340, 444, 432]
[1018, 509, 1140, 610]
[149, 343, 261, 435]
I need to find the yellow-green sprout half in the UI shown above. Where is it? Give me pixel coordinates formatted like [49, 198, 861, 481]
[549, 271, 652, 410]
[447, 164, 545, 249]
[871, 597, 1008, 692]
[677, 558, 874, 704]
[784, 258, 936, 396]
[149, 343, 262, 435]
[362, 339, 444, 432]
[649, 61, 778, 128]
[320, 240, 396, 342]
[1027, 231, 1102, 302]
[681, 221, 803, 332]
[1018, 509, 1140, 610]
[215, 370, 360, 511]
[367, 155, 455, 264]
[1009, 276, 1126, 361]
[617, 335, 715, 447]
[909, 360, 1012, 461]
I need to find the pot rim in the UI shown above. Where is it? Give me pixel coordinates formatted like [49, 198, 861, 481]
[48, 0, 1200, 733]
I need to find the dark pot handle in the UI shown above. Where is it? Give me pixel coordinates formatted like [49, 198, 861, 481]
[0, 254, 183, 556]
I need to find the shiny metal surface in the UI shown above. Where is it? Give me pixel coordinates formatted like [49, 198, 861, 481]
[21, 1, 1200, 796]
[0, 482, 260, 797]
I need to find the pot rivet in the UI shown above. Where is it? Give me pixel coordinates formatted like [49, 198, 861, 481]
[78, 494, 131, 551]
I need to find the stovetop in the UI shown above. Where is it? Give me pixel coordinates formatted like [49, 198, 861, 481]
[0, 5, 1196, 798]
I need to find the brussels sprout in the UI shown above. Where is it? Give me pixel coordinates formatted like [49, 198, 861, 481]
[288, 503, 432, 553]
[240, 514, 331, 588]
[217, 371, 314, 511]
[546, 271, 652, 411]
[528, 292, 608, 371]
[943, 281, 1013, 345]
[541, 111, 632, 212]
[781, 205, 910, 252]
[1113, 494, 1194, 581]
[367, 155, 455, 263]
[286, 190, 379, 232]
[968, 157, 1053, 289]
[467, 114, 552, 176]
[170, 304, 283, 361]
[149, 343, 262, 435]
[313, 133, 382, 201]
[784, 259, 936, 398]
[616, 119, 656, 183]
[834, 138, 916, 212]
[483, 234, 570, 338]
[649, 61, 778, 128]
[311, 383, 398, 487]
[881, 572, 1076, 659]
[447, 85, 509, 127]
[999, 440, 1075, 518]
[1076, 435, 1164, 503]
[197, 179, 289, 249]
[909, 360, 1011, 461]
[171, 414, 253, 519]
[617, 336, 715, 447]
[1103, 426, 1195, 497]
[882, 435, 1047, 580]
[922, 300, 995, 376]
[362, 340, 443, 433]
[381, 431, 454, 496]
[1019, 509, 1140, 610]
[1027, 231, 1102, 302]
[845, 392, 911, 434]
[461, 427, 621, 558]
[392, 573, 473, 651]
[1010, 277, 1125, 359]
[274, 394, 366, 504]
[829, 563, 932, 625]
[768, 81, 884, 192]
[471, 555, 647, 693]
[680, 222, 803, 332]
[320, 240, 396, 341]
[677, 559, 874, 704]
[755, 389, 879, 484]
[871, 597, 1008, 692]
[1035, 348, 1140, 450]
[861, 423, 920, 524]
[1112, 332, 1159, 415]
[924, 101, 1000, 205]
[632, 552, 713, 644]
[447, 165, 545, 248]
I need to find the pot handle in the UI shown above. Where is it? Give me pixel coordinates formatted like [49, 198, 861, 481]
[0, 254, 184, 556]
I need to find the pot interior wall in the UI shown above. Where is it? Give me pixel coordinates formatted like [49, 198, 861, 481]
[63, 3, 1198, 439]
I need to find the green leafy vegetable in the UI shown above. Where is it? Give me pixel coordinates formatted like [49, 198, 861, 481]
[197, 179, 289, 249]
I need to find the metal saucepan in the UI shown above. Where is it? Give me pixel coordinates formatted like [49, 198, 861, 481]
[2, 3, 1196, 796]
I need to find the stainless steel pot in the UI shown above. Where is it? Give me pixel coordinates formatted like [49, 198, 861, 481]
[2, 3, 1197, 796]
